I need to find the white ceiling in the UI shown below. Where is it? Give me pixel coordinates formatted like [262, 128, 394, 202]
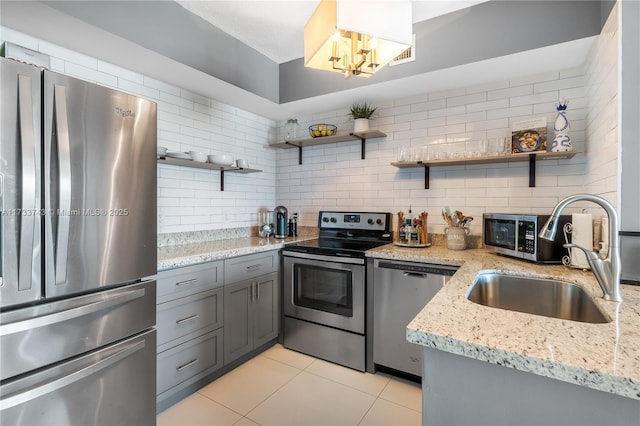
[176, 0, 490, 64]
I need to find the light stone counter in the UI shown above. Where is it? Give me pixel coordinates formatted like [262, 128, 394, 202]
[365, 244, 640, 401]
[157, 232, 316, 272]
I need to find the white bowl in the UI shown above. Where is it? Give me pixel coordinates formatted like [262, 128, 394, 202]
[189, 151, 207, 163]
[208, 154, 234, 166]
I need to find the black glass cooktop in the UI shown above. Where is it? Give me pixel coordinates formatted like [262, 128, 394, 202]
[283, 237, 390, 257]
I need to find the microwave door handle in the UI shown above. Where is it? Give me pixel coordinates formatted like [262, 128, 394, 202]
[17, 75, 37, 292]
[0, 339, 145, 411]
[53, 84, 71, 284]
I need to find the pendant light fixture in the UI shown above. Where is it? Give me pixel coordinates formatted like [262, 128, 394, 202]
[304, 0, 412, 79]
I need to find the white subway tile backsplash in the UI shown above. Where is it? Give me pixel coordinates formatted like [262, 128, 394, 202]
[39, 40, 97, 69]
[117, 78, 159, 100]
[64, 62, 117, 87]
[99, 61, 143, 84]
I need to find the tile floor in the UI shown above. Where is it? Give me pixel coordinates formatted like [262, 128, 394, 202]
[157, 344, 422, 426]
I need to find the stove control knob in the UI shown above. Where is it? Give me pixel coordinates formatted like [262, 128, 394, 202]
[322, 217, 329, 222]
[376, 219, 383, 225]
[330, 217, 337, 223]
[367, 218, 374, 225]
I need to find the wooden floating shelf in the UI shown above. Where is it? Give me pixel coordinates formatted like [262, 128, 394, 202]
[391, 151, 577, 189]
[270, 130, 386, 164]
[157, 157, 261, 191]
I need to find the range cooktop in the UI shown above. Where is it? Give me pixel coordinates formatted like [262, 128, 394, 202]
[283, 211, 393, 258]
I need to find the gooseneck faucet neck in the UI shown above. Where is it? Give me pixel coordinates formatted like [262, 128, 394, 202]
[539, 194, 622, 303]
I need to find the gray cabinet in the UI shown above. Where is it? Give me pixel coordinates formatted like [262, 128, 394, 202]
[223, 273, 278, 364]
[223, 251, 279, 365]
[156, 261, 224, 407]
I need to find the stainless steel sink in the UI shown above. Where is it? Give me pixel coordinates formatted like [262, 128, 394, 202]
[466, 273, 611, 323]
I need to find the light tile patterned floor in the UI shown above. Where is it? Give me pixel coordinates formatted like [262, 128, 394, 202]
[157, 344, 422, 426]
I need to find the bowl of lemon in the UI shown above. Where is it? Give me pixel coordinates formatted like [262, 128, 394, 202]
[309, 124, 337, 138]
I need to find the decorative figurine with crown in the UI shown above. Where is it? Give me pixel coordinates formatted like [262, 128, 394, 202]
[551, 99, 572, 152]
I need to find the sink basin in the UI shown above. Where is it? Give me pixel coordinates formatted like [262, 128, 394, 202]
[466, 273, 611, 323]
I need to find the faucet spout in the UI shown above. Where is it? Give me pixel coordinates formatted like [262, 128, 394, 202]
[539, 194, 622, 302]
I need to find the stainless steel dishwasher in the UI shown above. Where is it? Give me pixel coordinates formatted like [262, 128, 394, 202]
[371, 258, 458, 378]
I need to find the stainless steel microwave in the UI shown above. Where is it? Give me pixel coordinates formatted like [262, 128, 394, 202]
[483, 213, 571, 263]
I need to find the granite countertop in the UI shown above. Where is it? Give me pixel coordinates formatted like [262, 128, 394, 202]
[157, 234, 314, 271]
[365, 244, 640, 400]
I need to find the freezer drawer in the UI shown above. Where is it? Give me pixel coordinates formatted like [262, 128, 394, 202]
[0, 280, 156, 381]
[0, 329, 156, 426]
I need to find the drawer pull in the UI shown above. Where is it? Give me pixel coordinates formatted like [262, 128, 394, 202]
[176, 314, 199, 324]
[175, 278, 197, 287]
[246, 264, 262, 271]
[176, 358, 198, 371]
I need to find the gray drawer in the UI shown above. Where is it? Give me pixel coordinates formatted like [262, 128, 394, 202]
[157, 261, 222, 304]
[157, 288, 223, 348]
[157, 328, 223, 395]
[224, 251, 278, 284]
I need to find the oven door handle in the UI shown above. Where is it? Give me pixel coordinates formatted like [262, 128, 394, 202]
[281, 251, 365, 265]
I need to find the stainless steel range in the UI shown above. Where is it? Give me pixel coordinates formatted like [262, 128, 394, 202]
[282, 211, 392, 371]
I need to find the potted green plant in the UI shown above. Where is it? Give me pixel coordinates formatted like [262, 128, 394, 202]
[350, 101, 377, 133]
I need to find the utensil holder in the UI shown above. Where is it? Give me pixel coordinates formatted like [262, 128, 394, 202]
[445, 227, 469, 250]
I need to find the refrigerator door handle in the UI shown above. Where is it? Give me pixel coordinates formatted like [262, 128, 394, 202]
[0, 174, 3, 288]
[0, 339, 145, 410]
[0, 287, 146, 337]
[53, 84, 72, 284]
[17, 75, 37, 292]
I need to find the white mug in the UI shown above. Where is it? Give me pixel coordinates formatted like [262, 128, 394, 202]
[237, 159, 249, 168]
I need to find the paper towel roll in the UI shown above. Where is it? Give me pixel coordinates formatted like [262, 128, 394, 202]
[571, 213, 593, 269]
[601, 216, 609, 257]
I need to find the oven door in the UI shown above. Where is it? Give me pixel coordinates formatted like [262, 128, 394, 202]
[283, 252, 365, 334]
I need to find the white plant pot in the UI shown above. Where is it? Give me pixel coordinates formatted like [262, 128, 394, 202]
[353, 118, 369, 133]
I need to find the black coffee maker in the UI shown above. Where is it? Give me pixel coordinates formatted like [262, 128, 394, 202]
[274, 206, 288, 239]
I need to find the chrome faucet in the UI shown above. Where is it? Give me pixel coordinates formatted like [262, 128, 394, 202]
[539, 194, 622, 302]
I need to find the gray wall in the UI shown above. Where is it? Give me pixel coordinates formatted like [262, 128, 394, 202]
[41, 0, 280, 103]
[279, 0, 604, 103]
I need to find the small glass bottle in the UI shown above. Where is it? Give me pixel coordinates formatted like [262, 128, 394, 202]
[284, 118, 300, 141]
[398, 221, 407, 243]
[409, 220, 419, 245]
[403, 219, 414, 244]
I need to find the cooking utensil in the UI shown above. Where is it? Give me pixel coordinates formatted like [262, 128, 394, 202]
[455, 211, 464, 226]
[462, 216, 474, 226]
[442, 209, 453, 227]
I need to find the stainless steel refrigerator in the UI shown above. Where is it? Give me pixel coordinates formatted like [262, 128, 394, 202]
[0, 57, 158, 425]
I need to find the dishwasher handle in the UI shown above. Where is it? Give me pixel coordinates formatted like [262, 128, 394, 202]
[377, 261, 458, 276]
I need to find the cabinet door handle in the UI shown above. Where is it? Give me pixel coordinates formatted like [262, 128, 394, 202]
[175, 314, 199, 324]
[256, 281, 260, 300]
[246, 264, 261, 271]
[250, 282, 254, 302]
[175, 278, 197, 287]
[176, 358, 198, 371]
